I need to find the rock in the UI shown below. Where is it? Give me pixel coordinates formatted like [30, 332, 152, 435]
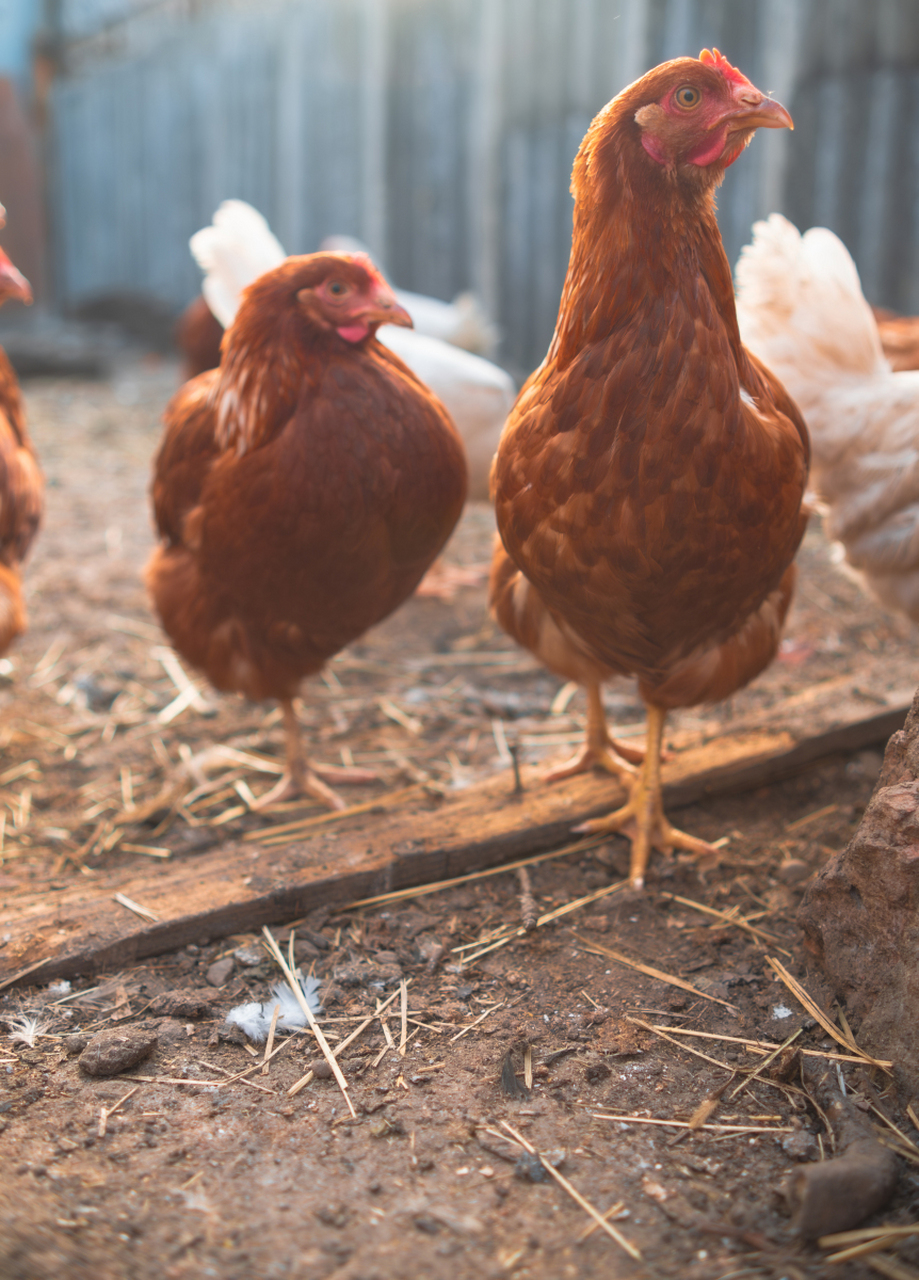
[776, 859, 810, 885]
[332, 959, 402, 988]
[784, 1100, 898, 1239]
[205, 958, 235, 987]
[215, 1022, 248, 1047]
[148, 990, 214, 1020]
[514, 1152, 547, 1182]
[293, 939, 321, 962]
[63, 1034, 88, 1056]
[782, 1131, 819, 1162]
[234, 945, 264, 967]
[78, 1027, 158, 1077]
[799, 689, 919, 1085]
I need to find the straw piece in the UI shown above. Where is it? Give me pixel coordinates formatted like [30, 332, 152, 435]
[767, 957, 890, 1070]
[660, 891, 788, 950]
[378, 697, 422, 735]
[459, 882, 629, 968]
[865, 1256, 919, 1280]
[820, 1226, 919, 1247]
[261, 927, 354, 1116]
[825, 1233, 918, 1264]
[500, 1122, 640, 1260]
[243, 784, 421, 843]
[287, 984, 407, 1095]
[645, 1023, 889, 1067]
[345, 834, 610, 911]
[113, 893, 159, 923]
[592, 1113, 792, 1133]
[576, 937, 738, 1012]
[398, 979, 408, 1056]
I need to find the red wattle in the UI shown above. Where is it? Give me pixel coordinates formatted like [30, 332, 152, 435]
[686, 127, 729, 167]
[337, 323, 370, 343]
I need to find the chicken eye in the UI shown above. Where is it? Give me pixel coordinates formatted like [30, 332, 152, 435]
[674, 85, 702, 109]
[327, 281, 349, 298]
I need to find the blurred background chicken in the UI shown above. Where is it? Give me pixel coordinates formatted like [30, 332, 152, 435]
[0, 214, 41, 667]
[872, 308, 919, 373]
[176, 200, 514, 500]
[148, 252, 467, 809]
[491, 51, 807, 888]
[736, 214, 919, 623]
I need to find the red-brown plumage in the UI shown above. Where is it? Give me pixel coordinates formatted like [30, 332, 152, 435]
[0, 248, 41, 656]
[174, 294, 223, 380]
[490, 51, 808, 885]
[148, 252, 467, 806]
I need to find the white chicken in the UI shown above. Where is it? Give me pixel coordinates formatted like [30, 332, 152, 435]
[735, 213, 919, 621]
[189, 201, 514, 500]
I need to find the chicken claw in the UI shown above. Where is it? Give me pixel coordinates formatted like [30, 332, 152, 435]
[544, 683, 642, 783]
[253, 699, 377, 812]
[573, 703, 716, 889]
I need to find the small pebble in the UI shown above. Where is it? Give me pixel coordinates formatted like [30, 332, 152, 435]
[206, 957, 235, 987]
[312, 1059, 333, 1079]
[782, 1131, 820, 1162]
[234, 945, 264, 967]
[149, 990, 213, 1020]
[514, 1152, 547, 1182]
[78, 1027, 158, 1077]
[776, 859, 810, 885]
[63, 1034, 88, 1056]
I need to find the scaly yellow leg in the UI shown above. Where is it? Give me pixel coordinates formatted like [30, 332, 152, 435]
[543, 681, 643, 784]
[573, 702, 715, 888]
[253, 698, 377, 811]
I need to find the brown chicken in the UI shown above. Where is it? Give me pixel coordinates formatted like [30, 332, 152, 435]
[491, 50, 809, 887]
[0, 244, 41, 660]
[174, 294, 223, 380]
[148, 252, 467, 808]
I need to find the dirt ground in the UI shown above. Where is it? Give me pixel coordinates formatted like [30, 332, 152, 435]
[1, 355, 918, 1280]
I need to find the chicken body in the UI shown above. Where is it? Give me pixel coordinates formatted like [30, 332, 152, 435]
[736, 215, 919, 623]
[0, 247, 41, 658]
[178, 201, 514, 499]
[491, 51, 808, 886]
[148, 252, 467, 807]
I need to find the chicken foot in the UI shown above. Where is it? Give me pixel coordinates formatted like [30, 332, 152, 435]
[253, 698, 377, 811]
[544, 682, 643, 784]
[573, 702, 715, 889]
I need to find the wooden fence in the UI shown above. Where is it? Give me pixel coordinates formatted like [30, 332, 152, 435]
[47, 0, 919, 373]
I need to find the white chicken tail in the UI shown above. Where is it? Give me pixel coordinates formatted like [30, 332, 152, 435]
[736, 213, 887, 380]
[190, 200, 285, 329]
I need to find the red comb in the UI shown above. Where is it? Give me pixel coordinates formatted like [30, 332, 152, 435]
[699, 48, 751, 87]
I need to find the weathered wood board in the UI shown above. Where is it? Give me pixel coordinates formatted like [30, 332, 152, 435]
[0, 704, 906, 990]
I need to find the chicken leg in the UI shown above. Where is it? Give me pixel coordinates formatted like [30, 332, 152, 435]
[543, 681, 644, 783]
[254, 697, 377, 811]
[573, 702, 715, 889]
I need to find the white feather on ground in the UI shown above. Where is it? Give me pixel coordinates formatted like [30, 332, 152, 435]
[736, 213, 919, 621]
[189, 202, 515, 500]
[227, 974, 323, 1043]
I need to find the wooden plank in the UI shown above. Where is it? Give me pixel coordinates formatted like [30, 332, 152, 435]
[0, 703, 907, 990]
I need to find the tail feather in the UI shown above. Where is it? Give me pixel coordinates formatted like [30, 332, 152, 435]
[190, 200, 286, 328]
[736, 213, 887, 380]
